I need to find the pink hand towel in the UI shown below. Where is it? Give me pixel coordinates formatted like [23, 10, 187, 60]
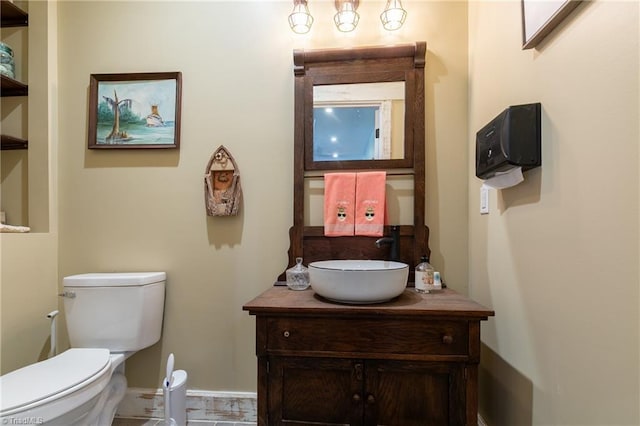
[324, 173, 356, 236]
[355, 171, 386, 236]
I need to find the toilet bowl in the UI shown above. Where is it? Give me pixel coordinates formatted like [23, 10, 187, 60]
[0, 272, 166, 425]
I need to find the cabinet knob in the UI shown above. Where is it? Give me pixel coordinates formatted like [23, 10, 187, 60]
[354, 363, 363, 381]
[367, 394, 376, 404]
[352, 393, 361, 402]
[283, 331, 290, 338]
[442, 334, 453, 344]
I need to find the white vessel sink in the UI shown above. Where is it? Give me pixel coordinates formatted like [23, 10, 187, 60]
[308, 260, 409, 304]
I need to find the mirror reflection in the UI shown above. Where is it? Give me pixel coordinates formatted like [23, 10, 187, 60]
[313, 82, 405, 161]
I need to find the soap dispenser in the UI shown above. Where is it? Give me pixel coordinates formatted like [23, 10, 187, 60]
[415, 255, 434, 293]
[286, 257, 310, 290]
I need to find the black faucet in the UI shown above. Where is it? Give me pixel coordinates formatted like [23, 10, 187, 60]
[375, 225, 400, 262]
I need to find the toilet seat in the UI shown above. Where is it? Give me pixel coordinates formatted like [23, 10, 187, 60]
[0, 348, 111, 419]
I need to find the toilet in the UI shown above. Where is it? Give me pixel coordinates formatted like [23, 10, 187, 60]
[0, 272, 166, 426]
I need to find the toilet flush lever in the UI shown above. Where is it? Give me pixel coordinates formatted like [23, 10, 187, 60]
[58, 290, 76, 299]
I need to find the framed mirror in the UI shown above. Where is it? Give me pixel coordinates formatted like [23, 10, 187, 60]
[293, 42, 425, 171]
[281, 42, 429, 280]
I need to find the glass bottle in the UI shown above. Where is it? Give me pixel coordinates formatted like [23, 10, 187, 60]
[286, 257, 310, 290]
[415, 255, 434, 293]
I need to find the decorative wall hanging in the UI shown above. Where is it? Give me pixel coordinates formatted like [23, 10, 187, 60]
[521, 0, 582, 49]
[204, 145, 242, 216]
[88, 72, 182, 149]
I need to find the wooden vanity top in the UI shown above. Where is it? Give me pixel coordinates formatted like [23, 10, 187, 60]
[243, 286, 494, 319]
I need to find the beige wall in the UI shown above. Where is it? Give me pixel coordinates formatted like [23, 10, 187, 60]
[1, 234, 58, 373]
[55, 1, 469, 390]
[1, 0, 58, 375]
[468, 1, 639, 425]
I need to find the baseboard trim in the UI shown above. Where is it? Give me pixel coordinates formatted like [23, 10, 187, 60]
[117, 387, 486, 426]
[116, 388, 257, 424]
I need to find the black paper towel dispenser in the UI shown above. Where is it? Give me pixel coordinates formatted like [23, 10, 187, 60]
[475, 102, 541, 179]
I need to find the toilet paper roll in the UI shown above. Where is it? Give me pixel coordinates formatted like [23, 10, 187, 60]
[481, 167, 523, 190]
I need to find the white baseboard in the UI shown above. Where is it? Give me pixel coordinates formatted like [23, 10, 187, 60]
[116, 388, 257, 424]
[117, 388, 486, 426]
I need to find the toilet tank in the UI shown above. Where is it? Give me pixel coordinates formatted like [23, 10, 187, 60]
[63, 272, 166, 352]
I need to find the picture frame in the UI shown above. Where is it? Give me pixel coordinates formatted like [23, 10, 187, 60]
[88, 72, 182, 149]
[521, 0, 581, 50]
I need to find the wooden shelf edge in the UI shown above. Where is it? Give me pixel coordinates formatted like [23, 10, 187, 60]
[0, 74, 28, 96]
[1, 134, 28, 150]
[0, 0, 28, 27]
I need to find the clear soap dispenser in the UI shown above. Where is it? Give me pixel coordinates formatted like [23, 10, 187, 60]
[415, 255, 434, 293]
[286, 257, 310, 290]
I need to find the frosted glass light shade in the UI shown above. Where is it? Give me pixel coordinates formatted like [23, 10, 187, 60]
[289, 1, 314, 34]
[380, 0, 407, 31]
[334, 1, 360, 32]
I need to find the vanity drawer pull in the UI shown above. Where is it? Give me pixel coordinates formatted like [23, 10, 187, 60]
[283, 331, 290, 338]
[442, 334, 454, 345]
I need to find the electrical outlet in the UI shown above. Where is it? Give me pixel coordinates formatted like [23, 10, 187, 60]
[480, 186, 489, 214]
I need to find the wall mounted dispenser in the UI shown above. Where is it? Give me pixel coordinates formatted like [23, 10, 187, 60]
[475, 102, 541, 180]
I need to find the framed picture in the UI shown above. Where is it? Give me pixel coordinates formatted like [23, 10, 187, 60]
[521, 0, 581, 50]
[88, 72, 182, 149]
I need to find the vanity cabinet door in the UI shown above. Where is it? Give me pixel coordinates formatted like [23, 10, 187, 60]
[267, 356, 467, 426]
[268, 357, 363, 425]
[364, 360, 467, 426]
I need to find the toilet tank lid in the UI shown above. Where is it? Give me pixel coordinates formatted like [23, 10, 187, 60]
[63, 272, 166, 287]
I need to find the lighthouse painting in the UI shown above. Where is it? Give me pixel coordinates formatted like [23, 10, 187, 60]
[88, 72, 182, 149]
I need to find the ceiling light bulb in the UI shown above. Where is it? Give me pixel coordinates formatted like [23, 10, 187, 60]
[289, 0, 314, 34]
[380, 0, 407, 31]
[334, 0, 360, 32]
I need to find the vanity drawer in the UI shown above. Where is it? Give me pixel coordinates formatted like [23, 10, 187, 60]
[265, 317, 469, 358]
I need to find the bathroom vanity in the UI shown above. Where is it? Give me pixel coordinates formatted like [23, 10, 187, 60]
[243, 287, 494, 426]
[246, 42, 495, 425]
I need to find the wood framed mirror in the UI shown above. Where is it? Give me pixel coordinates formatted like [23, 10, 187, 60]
[294, 42, 425, 171]
[280, 42, 428, 282]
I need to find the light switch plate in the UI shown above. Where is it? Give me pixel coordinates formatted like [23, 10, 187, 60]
[480, 186, 489, 214]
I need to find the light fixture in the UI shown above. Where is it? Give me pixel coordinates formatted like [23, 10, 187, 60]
[288, 0, 314, 34]
[334, 0, 360, 32]
[289, 0, 406, 34]
[380, 0, 407, 31]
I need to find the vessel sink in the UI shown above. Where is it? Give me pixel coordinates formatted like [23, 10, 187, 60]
[308, 260, 409, 304]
